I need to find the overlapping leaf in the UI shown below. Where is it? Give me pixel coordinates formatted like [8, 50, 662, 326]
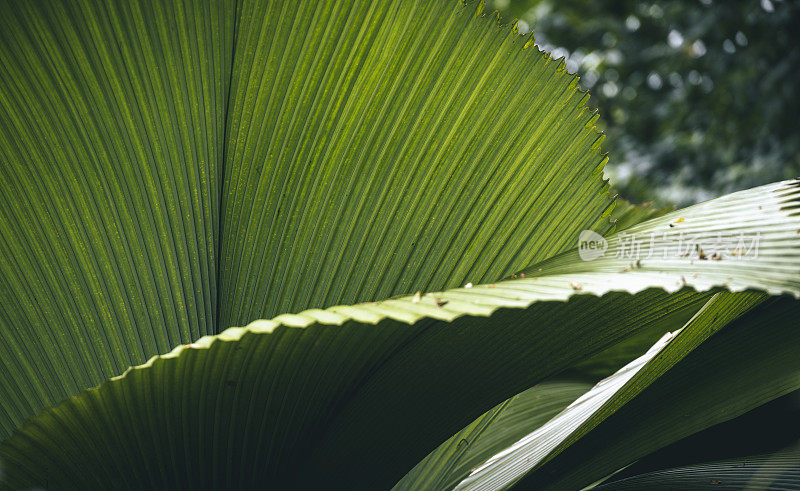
[0, 0, 617, 440]
[517, 296, 800, 490]
[452, 291, 767, 490]
[2, 181, 799, 489]
[395, 380, 593, 490]
[609, 199, 674, 232]
[217, 0, 614, 328]
[0, 0, 798, 489]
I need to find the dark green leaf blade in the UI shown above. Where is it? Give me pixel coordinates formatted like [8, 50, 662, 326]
[0, 0, 236, 438]
[519, 296, 800, 490]
[453, 291, 767, 490]
[2, 181, 799, 489]
[597, 444, 800, 490]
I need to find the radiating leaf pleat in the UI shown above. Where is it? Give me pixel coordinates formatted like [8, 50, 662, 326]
[525, 180, 800, 296]
[394, 380, 593, 490]
[218, 0, 613, 328]
[3, 182, 799, 489]
[0, 288, 706, 490]
[453, 291, 767, 490]
[516, 296, 800, 490]
[0, 0, 236, 437]
[609, 198, 674, 232]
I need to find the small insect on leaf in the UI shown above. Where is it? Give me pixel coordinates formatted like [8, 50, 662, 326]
[433, 297, 449, 307]
[570, 281, 583, 291]
[464, 282, 473, 288]
[412, 291, 421, 303]
[669, 217, 685, 228]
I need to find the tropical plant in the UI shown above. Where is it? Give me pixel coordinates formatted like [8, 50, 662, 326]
[488, 0, 800, 206]
[0, 0, 798, 489]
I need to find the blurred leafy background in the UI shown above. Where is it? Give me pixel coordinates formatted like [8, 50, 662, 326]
[488, 0, 800, 205]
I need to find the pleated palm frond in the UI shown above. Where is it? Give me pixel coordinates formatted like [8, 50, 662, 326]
[0, 0, 798, 489]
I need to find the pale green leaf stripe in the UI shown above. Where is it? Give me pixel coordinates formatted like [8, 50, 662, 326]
[394, 381, 593, 491]
[2, 182, 799, 488]
[454, 291, 766, 490]
[521, 296, 800, 490]
[459, 331, 681, 491]
[560, 315, 681, 381]
[0, 0, 235, 438]
[217, 0, 613, 329]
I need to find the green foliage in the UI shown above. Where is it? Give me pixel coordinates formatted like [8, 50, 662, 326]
[489, 0, 800, 205]
[0, 0, 799, 489]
